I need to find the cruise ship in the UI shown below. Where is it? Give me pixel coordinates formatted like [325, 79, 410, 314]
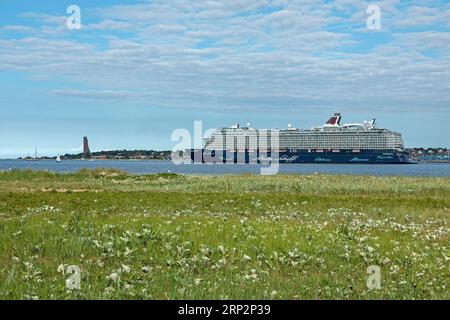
[190, 113, 415, 164]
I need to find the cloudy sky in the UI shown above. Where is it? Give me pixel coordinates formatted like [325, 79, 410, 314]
[0, 0, 449, 157]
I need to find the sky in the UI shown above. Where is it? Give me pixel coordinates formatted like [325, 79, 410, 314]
[0, 0, 449, 158]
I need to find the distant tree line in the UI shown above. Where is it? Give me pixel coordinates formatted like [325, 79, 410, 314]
[62, 150, 172, 160]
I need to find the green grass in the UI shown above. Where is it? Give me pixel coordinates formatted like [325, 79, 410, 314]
[0, 169, 448, 299]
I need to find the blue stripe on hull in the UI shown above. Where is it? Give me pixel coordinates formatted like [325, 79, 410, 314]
[190, 150, 415, 164]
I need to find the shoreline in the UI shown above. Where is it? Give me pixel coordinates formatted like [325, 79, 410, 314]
[3, 158, 450, 164]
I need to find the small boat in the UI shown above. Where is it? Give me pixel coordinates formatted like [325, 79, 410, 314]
[56, 155, 61, 162]
[29, 147, 39, 161]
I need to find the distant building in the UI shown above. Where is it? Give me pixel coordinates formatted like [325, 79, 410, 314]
[83, 136, 91, 158]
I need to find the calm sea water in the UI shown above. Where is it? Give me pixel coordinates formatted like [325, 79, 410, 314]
[0, 159, 449, 177]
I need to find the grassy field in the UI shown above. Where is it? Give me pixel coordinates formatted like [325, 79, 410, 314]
[0, 169, 448, 299]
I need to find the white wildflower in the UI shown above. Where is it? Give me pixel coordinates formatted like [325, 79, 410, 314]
[104, 286, 115, 295]
[141, 266, 151, 273]
[106, 272, 120, 283]
[121, 264, 131, 273]
[124, 284, 133, 291]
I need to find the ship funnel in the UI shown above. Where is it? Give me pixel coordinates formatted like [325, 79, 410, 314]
[325, 113, 342, 126]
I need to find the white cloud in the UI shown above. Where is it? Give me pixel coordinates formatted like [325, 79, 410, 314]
[393, 31, 450, 51]
[50, 89, 128, 99]
[70, 144, 83, 152]
[0, 0, 448, 113]
[1, 25, 35, 33]
[86, 20, 137, 31]
[19, 12, 66, 25]
[395, 5, 450, 28]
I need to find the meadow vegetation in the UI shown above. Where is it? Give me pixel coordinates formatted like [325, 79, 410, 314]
[0, 169, 448, 299]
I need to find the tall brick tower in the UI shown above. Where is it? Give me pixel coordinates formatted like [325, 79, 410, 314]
[83, 136, 91, 158]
